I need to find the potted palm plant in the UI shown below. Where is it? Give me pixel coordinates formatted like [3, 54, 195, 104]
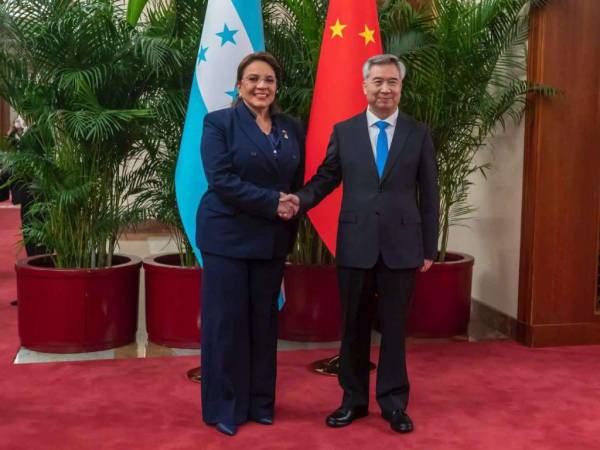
[130, 0, 206, 349]
[380, 0, 554, 336]
[0, 0, 186, 352]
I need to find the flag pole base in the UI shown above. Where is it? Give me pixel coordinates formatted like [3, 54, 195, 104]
[310, 354, 376, 376]
[187, 366, 201, 383]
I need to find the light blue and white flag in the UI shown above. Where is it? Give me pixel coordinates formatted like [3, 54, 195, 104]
[175, 1, 286, 309]
[175, 0, 265, 266]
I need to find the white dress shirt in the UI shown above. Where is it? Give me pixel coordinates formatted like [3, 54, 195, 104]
[366, 107, 398, 160]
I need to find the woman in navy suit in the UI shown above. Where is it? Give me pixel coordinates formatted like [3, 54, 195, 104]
[196, 52, 304, 436]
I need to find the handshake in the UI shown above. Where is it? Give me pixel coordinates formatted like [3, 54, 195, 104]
[277, 192, 300, 221]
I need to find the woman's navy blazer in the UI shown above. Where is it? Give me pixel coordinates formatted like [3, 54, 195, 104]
[196, 102, 305, 260]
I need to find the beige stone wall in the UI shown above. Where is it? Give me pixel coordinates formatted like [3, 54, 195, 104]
[446, 122, 525, 318]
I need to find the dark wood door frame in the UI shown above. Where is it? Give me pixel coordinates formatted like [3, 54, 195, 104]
[518, 0, 600, 346]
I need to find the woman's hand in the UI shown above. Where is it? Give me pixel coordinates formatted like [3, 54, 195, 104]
[277, 193, 300, 220]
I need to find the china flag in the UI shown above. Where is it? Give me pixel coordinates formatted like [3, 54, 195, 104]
[305, 0, 383, 256]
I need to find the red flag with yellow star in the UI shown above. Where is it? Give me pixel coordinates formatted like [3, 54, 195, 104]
[305, 0, 383, 256]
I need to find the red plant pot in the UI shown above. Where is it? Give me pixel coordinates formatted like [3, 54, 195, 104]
[407, 252, 474, 337]
[278, 264, 341, 342]
[16, 254, 141, 353]
[143, 254, 201, 349]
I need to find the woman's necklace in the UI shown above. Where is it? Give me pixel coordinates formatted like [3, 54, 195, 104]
[256, 115, 272, 135]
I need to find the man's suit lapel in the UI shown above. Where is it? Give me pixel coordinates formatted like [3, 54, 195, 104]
[234, 102, 279, 174]
[353, 113, 380, 181]
[381, 112, 413, 182]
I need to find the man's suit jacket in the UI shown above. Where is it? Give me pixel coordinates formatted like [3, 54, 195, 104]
[196, 102, 304, 260]
[297, 110, 439, 269]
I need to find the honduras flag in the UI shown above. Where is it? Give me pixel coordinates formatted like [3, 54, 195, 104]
[175, 0, 265, 266]
[175, 1, 285, 309]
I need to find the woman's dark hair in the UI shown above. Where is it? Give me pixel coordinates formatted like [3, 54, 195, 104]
[236, 51, 283, 85]
[235, 52, 283, 114]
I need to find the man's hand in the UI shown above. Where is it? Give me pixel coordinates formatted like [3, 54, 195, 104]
[419, 259, 434, 272]
[277, 201, 295, 220]
[277, 193, 300, 221]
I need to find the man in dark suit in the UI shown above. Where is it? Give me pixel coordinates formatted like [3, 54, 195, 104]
[282, 54, 439, 433]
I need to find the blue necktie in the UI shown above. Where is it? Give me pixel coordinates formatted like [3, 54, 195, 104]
[375, 120, 389, 178]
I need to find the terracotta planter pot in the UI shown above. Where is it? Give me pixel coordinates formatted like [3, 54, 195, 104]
[278, 264, 341, 342]
[143, 254, 201, 349]
[407, 252, 474, 337]
[16, 254, 141, 353]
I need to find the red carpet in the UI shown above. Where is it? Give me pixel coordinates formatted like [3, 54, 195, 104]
[1, 204, 600, 449]
[0, 203, 23, 360]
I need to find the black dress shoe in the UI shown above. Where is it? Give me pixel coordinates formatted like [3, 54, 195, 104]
[383, 409, 414, 433]
[252, 416, 273, 425]
[326, 406, 368, 427]
[215, 422, 237, 436]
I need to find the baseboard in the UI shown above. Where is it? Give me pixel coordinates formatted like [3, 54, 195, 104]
[471, 299, 519, 341]
[515, 321, 600, 347]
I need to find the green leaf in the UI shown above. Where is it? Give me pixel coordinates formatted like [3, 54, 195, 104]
[127, 0, 150, 26]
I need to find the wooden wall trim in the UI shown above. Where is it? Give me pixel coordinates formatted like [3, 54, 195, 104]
[517, 321, 600, 347]
[518, 0, 600, 347]
[518, 11, 544, 327]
